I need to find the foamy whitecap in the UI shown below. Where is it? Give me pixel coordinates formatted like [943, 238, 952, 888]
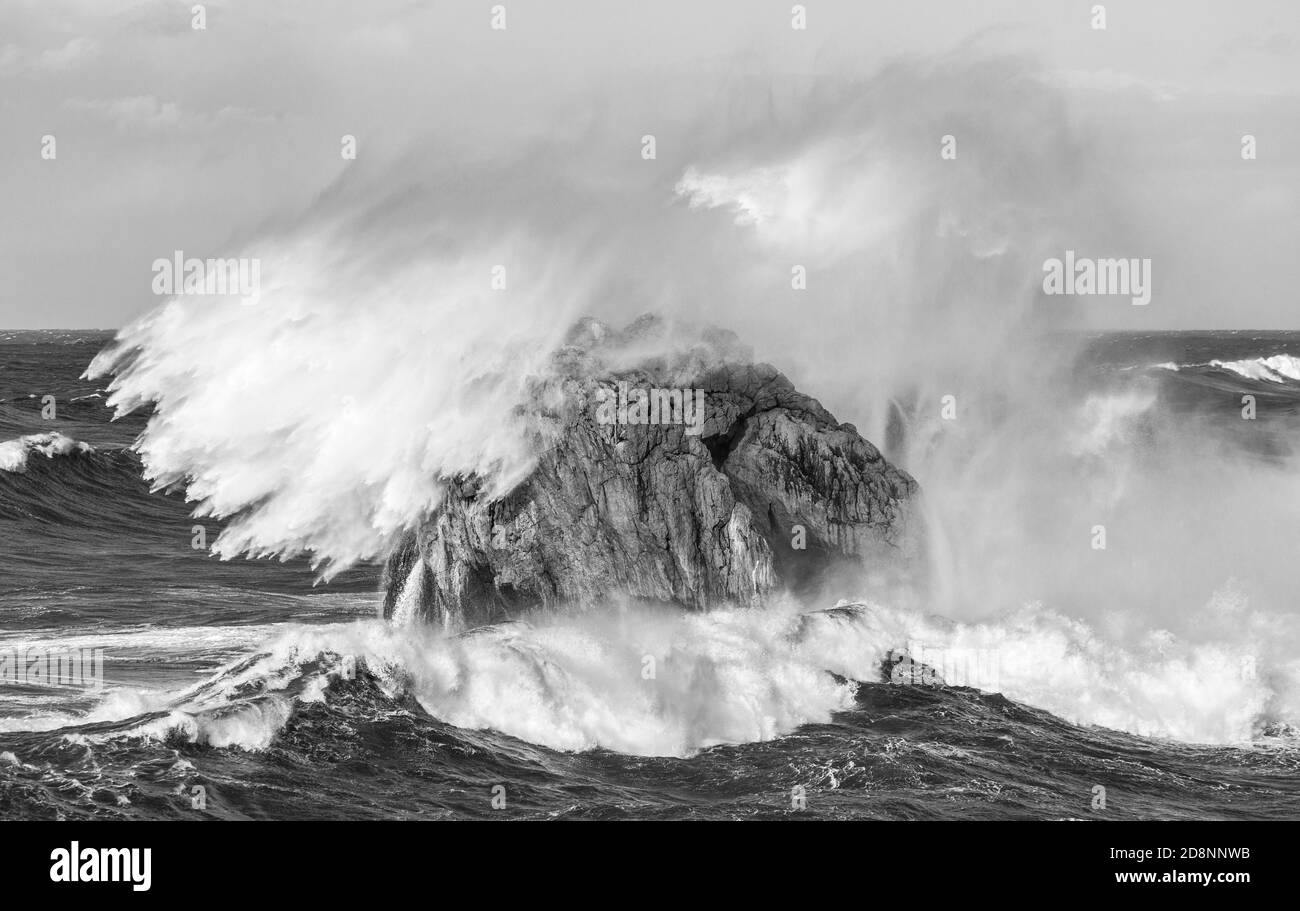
[1153, 355, 1300, 384]
[22, 598, 1285, 756]
[1210, 355, 1300, 384]
[0, 432, 94, 473]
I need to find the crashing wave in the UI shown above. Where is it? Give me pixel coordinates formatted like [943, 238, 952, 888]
[0, 432, 94, 474]
[8, 598, 1286, 757]
[1154, 354, 1300, 384]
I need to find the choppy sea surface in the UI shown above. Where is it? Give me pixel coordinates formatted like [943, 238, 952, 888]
[1, 330, 1297, 820]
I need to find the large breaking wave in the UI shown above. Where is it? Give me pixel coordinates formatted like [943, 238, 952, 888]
[80, 54, 1300, 749]
[2, 596, 1283, 756]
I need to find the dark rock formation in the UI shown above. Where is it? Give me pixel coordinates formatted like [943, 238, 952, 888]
[382, 316, 920, 626]
[881, 649, 946, 687]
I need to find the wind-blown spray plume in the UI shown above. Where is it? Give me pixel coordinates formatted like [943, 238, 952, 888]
[87, 55, 1300, 741]
[89, 57, 1094, 576]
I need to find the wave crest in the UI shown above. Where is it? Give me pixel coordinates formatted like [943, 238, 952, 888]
[24, 598, 1289, 756]
[0, 432, 94, 474]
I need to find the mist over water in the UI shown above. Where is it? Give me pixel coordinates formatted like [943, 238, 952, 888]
[79, 53, 1300, 749]
[89, 57, 1094, 570]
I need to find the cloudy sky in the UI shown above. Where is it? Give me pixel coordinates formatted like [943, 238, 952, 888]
[1, 0, 1298, 330]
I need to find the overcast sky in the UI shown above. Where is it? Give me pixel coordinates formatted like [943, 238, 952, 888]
[1, 0, 1298, 329]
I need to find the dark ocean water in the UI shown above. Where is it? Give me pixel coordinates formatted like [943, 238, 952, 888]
[1, 330, 1298, 820]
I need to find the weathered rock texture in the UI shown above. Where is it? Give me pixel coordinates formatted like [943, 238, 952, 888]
[382, 316, 920, 626]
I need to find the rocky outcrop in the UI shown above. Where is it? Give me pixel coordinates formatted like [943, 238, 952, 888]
[881, 650, 946, 686]
[382, 316, 920, 626]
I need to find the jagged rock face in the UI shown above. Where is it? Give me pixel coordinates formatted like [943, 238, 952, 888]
[382, 317, 920, 626]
